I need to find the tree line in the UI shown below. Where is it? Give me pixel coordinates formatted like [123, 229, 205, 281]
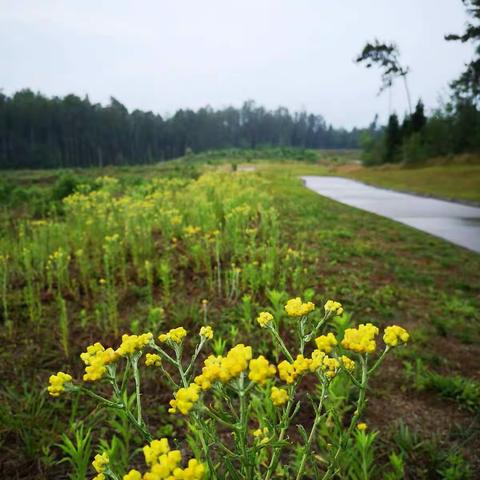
[0, 92, 364, 169]
[359, 0, 480, 165]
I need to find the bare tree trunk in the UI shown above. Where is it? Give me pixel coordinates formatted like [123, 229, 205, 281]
[402, 74, 413, 114]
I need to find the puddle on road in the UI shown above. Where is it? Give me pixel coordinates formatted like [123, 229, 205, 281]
[302, 176, 480, 253]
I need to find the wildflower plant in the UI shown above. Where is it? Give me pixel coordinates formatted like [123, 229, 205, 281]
[47, 296, 409, 479]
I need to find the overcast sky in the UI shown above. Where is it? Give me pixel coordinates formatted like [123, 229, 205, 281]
[0, 0, 474, 128]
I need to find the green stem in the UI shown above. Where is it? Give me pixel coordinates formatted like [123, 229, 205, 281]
[193, 411, 218, 480]
[295, 382, 327, 480]
[132, 355, 143, 424]
[150, 343, 177, 365]
[185, 338, 205, 379]
[238, 373, 252, 477]
[322, 355, 369, 480]
[264, 381, 298, 480]
[269, 325, 294, 363]
[174, 344, 189, 388]
[111, 375, 152, 442]
[79, 387, 122, 409]
[368, 347, 389, 376]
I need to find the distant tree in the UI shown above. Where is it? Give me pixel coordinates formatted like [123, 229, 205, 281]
[410, 99, 427, 132]
[0, 90, 366, 169]
[445, 0, 480, 104]
[355, 39, 412, 114]
[383, 113, 402, 163]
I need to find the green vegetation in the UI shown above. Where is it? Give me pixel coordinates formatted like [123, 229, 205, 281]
[334, 162, 480, 203]
[0, 90, 363, 169]
[0, 156, 479, 478]
[358, 2, 480, 167]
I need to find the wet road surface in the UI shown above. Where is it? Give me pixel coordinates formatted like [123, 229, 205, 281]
[302, 176, 480, 253]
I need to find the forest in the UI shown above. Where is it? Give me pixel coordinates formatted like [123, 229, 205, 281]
[360, 0, 480, 165]
[0, 92, 363, 169]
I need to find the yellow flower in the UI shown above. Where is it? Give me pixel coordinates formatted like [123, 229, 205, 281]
[172, 458, 206, 479]
[253, 427, 269, 444]
[81, 343, 118, 382]
[383, 325, 410, 347]
[284, 297, 315, 317]
[145, 353, 162, 367]
[324, 300, 344, 316]
[194, 355, 223, 390]
[271, 386, 289, 406]
[309, 350, 326, 372]
[341, 323, 379, 353]
[144, 450, 183, 479]
[47, 371, 72, 397]
[278, 360, 296, 384]
[248, 355, 276, 385]
[217, 344, 252, 383]
[322, 356, 340, 378]
[159, 327, 187, 343]
[117, 333, 153, 356]
[199, 326, 213, 340]
[123, 469, 142, 480]
[93, 475, 105, 480]
[293, 354, 311, 375]
[357, 422, 368, 431]
[253, 427, 269, 438]
[141, 439, 204, 479]
[314, 332, 338, 353]
[92, 452, 109, 473]
[257, 311, 273, 328]
[143, 438, 171, 466]
[169, 384, 201, 415]
[341, 355, 355, 372]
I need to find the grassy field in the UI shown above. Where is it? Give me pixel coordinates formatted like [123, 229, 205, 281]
[333, 162, 480, 204]
[1, 157, 479, 479]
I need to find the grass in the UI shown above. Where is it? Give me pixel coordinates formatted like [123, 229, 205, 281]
[334, 163, 480, 203]
[1, 153, 479, 478]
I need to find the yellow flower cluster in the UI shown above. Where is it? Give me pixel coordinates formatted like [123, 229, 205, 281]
[256, 311, 273, 328]
[341, 355, 356, 372]
[194, 355, 223, 390]
[248, 355, 276, 385]
[183, 225, 201, 236]
[293, 354, 311, 375]
[199, 326, 213, 339]
[47, 371, 72, 397]
[92, 452, 109, 476]
[271, 386, 289, 406]
[144, 438, 171, 465]
[194, 344, 253, 392]
[142, 438, 205, 480]
[159, 327, 187, 343]
[383, 325, 410, 347]
[117, 333, 153, 356]
[309, 349, 326, 371]
[277, 360, 296, 384]
[169, 383, 201, 415]
[145, 353, 162, 367]
[341, 323, 379, 353]
[81, 343, 118, 382]
[324, 300, 344, 316]
[277, 349, 354, 382]
[315, 333, 338, 353]
[357, 422, 368, 431]
[253, 427, 269, 443]
[284, 297, 315, 317]
[253, 426, 269, 438]
[322, 356, 340, 378]
[123, 470, 142, 480]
